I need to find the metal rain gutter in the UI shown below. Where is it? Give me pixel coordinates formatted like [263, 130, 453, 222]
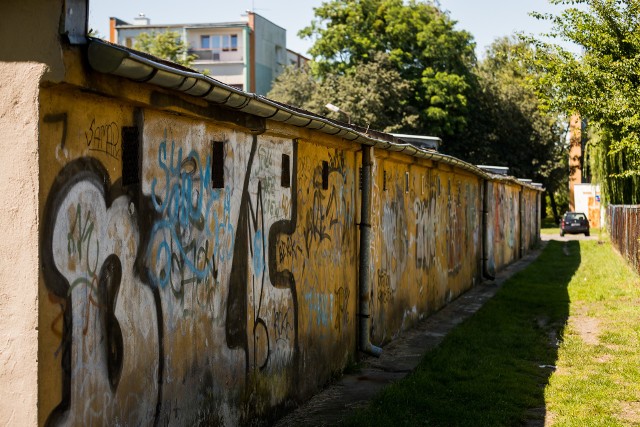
[86, 38, 542, 192]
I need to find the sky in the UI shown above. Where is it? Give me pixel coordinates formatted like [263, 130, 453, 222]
[89, 0, 578, 58]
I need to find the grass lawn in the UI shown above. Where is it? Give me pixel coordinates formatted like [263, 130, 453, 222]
[541, 227, 561, 235]
[545, 238, 640, 426]
[345, 238, 640, 426]
[541, 217, 560, 235]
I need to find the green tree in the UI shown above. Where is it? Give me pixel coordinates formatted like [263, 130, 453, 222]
[478, 37, 565, 182]
[268, 53, 417, 132]
[133, 31, 196, 68]
[267, 66, 319, 112]
[444, 37, 567, 219]
[530, 0, 640, 204]
[271, 1, 562, 192]
[297, 0, 476, 136]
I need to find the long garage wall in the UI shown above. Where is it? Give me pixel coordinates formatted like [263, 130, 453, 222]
[33, 42, 543, 426]
[369, 154, 483, 343]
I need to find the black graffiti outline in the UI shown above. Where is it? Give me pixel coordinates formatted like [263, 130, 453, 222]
[303, 161, 345, 256]
[40, 157, 164, 426]
[226, 137, 300, 376]
[267, 140, 299, 376]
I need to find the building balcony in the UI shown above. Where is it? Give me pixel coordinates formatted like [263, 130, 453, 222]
[188, 49, 243, 63]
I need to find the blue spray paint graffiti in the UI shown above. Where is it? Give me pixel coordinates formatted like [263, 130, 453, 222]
[145, 130, 235, 319]
[304, 292, 334, 328]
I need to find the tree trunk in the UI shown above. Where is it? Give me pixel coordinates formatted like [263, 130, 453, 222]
[548, 190, 559, 224]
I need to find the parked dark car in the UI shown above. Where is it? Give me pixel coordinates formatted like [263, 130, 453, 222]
[560, 212, 590, 236]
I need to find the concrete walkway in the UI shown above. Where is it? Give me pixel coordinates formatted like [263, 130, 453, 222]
[276, 243, 547, 427]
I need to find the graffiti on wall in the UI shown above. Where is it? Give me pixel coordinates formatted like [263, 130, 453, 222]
[377, 173, 408, 306]
[445, 180, 480, 276]
[42, 158, 161, 425]
[279, 148, 356, 342]
[224, 135, 299, 374]
[489, 184, 520, 272]
[144, 130, 231, 321]
[41, 109, 303, 424]
[446, 178, 463, 275]
[40, 97, 538, 426]
[85, 118, 121, 160]
[414, 170, 438, 272]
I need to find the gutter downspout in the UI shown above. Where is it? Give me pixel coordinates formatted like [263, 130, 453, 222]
[519, 187, 524, 258]
[482, 179, 495, 280]
[359, 146, 382, 357]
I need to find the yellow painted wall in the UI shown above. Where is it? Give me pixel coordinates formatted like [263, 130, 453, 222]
[369, 157, 482, 343]
[38, 85, 361, 425]
[2, 1, 544, 422]
[486, 181, 522, 274]
[521, 187, 539, 253]
[281, 139, 359, 398]
[36, 79, 541, 425]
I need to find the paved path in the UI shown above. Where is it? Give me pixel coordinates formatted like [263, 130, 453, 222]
[540, 232, 600, 242]
[275, 242, 548, 427]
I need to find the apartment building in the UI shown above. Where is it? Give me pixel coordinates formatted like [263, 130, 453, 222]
[110, 12, 308, 95]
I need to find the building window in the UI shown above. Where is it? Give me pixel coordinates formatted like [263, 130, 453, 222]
[212, 35, 220, 51]
[196, 34, 239, 61]
[275, 45, 284, 66]
[405, 171, 410, 193]
[281, 154, 290, 188]
[211, 141, 225, 189]
[200, 34, 238, 53]
[125, 37, 133, 48]
[201, 35, 210, 49]
[322, 161, 329, 190]
[223, 34, 238, 52]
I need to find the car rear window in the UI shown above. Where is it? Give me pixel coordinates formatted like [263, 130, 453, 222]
[566, 213, 586, 221]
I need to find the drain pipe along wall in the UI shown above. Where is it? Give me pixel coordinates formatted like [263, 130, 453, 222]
[482, 179, 496, 280]
[359, 146, 383, 357]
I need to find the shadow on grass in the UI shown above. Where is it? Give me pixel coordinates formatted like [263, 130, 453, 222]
[344, 240, 579, 427]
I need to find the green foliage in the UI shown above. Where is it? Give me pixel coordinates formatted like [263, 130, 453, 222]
[445, 37, 567, 197]
[297, 0, 475, 136]
[133, 31, 196, 68]
[267, 66, 319, 113]
[530, 0, 640, 204]
[268, 53, 417, 133]
[271, 2, 563, 188]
